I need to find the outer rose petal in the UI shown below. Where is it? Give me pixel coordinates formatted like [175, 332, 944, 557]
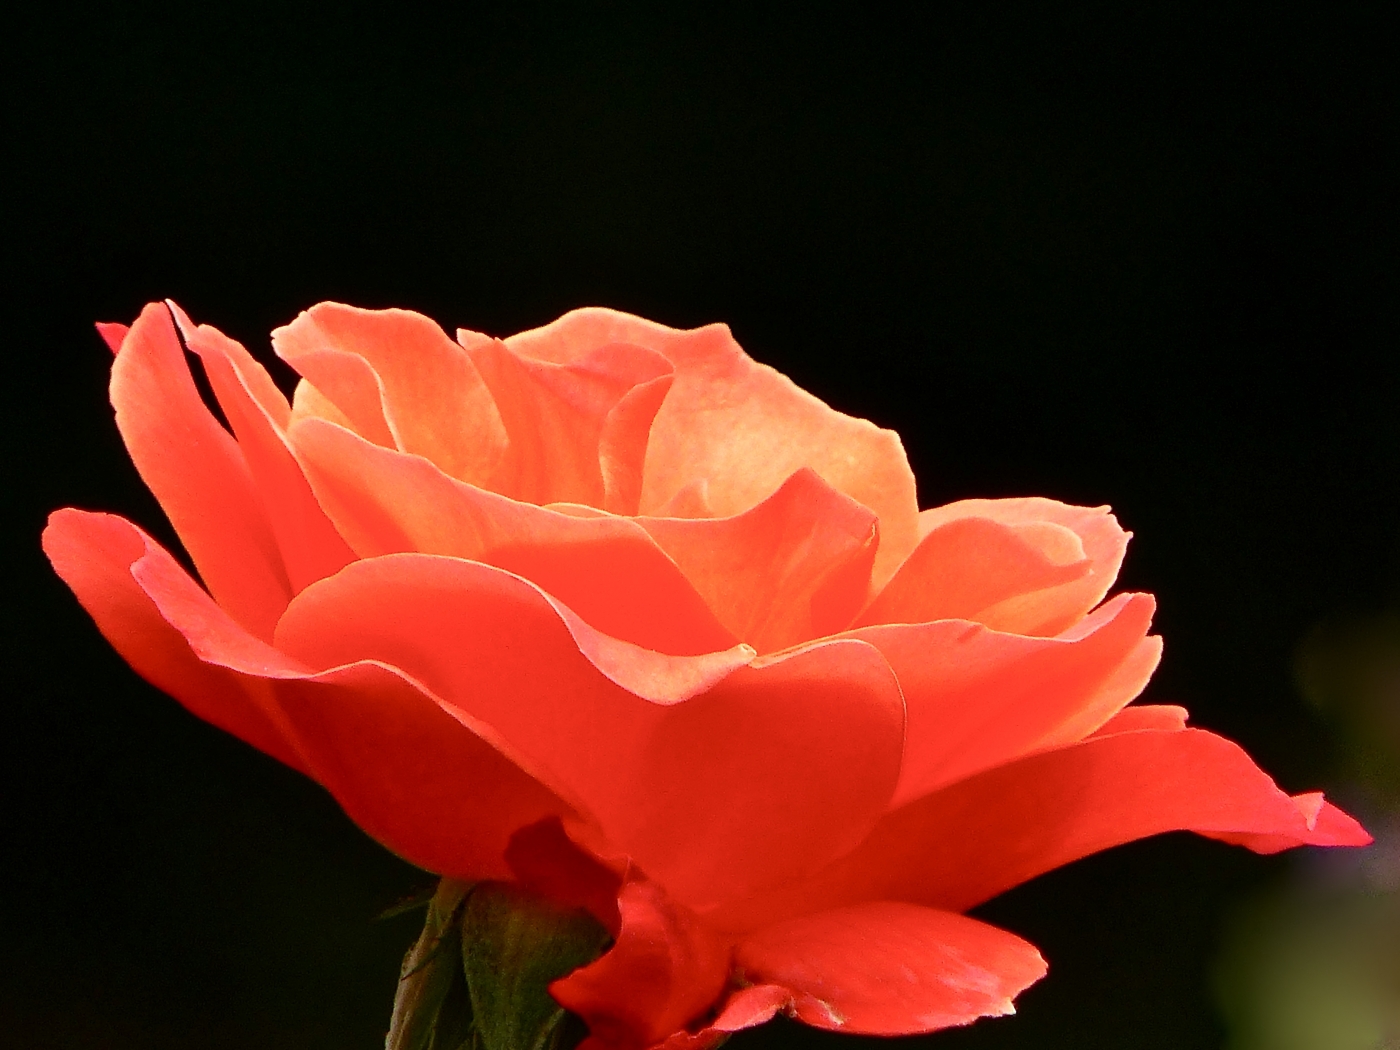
[637, 469, 879, 653]
[42, 508, 307, 774]
[733, 903, 1047, 1036]
[110, 303, 291, 638]
[716, 726, 1371, 932]
[269, 555, 906, 911]
[552, 881, 730, 1050]
[649, 986, 793, 1050]
[500, 308, 920, 587]
[168, 303, 356, 593]
[459, 332, 675, 512]
[272, 302, 509, 486]
[854, 592, 1160, 806]
[866, 499, 1129, 636]
[63, 515, 575, 880]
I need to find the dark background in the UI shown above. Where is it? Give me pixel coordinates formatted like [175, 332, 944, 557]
[4, 3, 1397, 1048]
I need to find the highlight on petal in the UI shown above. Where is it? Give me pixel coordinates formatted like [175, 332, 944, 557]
[268, 555, 905, 911]
[733, 903, 1046, 1036]
[866, 498, 1130, 636]
[504, 307, 920, 587]
[855, 592, 1160, 807]
[109, 303, 291, 638]
[289, 417, 738, 656]
[638, 468, 879, 653]
[273, 302, 508, 485]
[719, 726, 1371, 932]
[168, 303, 356, 593]
[459, 330, 675, 512]
[551, 881, 730, 1050]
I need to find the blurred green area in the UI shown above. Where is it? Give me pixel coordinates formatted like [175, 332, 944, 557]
[1216, 608, 1400, 1049]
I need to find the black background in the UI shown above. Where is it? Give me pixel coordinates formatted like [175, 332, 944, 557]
[4, 3, 1397, 1048]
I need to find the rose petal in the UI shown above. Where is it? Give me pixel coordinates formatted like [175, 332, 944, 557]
[109, 303, 291, 638]
[551, 881, 730, 1050]
[1089, 704, 1190, 736]
[96, 321, 129, 353]
[459, 332, 675, 512]
[43, 509, 308, 774]
[858, 515, 1090, 632]
[273, 302, 508, 485]
[502, 308, 920, 587]
[719, 727, 1371, 931]
[270, 555, 905, 910]
[868, 499, 1130, 636]
[733, 903, 1046, 1035]
[638, 468, 879, 653]
[854, 592, 1160, 806]
[58, 512, 573, 879]
[168, 304, 356, 593]
[289, 418, 738, 655]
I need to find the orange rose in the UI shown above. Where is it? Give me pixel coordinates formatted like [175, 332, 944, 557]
[45, 301, 1369, 1047]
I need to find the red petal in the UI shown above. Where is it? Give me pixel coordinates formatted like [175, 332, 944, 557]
[71, 516, 571, 879]
[95, 321, 129, 353]
[109, 303, 291, 638]
[551, 881, 730, 1050]
[270, 555, 904, 910]
[651, 985, 794, 1050]
[721, 727, 1371, 930]
[504, 308, 920, 587]
[289, 418, 738, 655]
[460, 332, 674, 512]
[273, 302, 508, 484]
[168, 304, 355, 593]
[854, 592, 1159, 806]
[42, 509, 308, 774]
[505, 817, 624, 933]
[734, 903, 1046, 1035]
[638, 469, 878, 653]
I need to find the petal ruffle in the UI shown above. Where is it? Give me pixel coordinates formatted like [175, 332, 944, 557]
[272, 302, 508, 486]
[637, 469, 878, 653]
[501, 308, 920, 587]
[289, 417, 738, 655]
[717, 726, 1371, 932]
[861, 498, 1129, 636]
[551, 881, 729, 1050]
[109, 303, 291, 638]
[854, 592, 1160, 806]
[169, 304, 356, 593]
[269, 554, 906, 911]
[733, 902, 1046, 1036]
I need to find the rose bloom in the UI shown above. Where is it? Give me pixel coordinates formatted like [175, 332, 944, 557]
[46, 301, 1368, 1047]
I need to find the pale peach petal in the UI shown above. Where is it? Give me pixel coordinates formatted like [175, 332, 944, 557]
[273, 302, 508, 484]
[878, 498, 1131, 636]
[504, 308, 920, 586]
[461, 333, 674, 510]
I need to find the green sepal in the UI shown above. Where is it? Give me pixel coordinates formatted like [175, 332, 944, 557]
[386, 879, 475, 1050]
[386, 879, 611, 1050]
[462, 882, 612, 1050]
